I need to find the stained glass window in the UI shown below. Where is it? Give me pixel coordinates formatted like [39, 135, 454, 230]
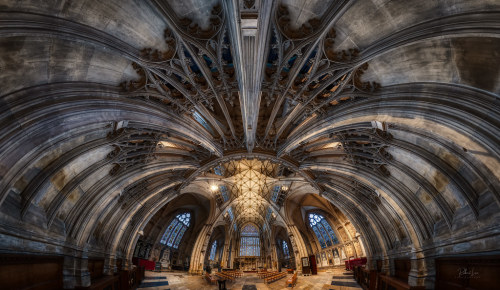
[220, 185, 229, 202]
[240, 224, 260, 256]
[320, 218, 339, 244]
[209, 240, 217, 260]
[309, 213, 338, 249]
[241, 224, 259, 236]
[160, 213, 191, 249]
[271, 185, 281, 202]
[214, 165, 224, 176]
[214, 166, 229, 202]
[312, 225, 326, 248]
[266, 207, 272, 221]
[282, 240, 290, 258]
[193, 112, 213, 134]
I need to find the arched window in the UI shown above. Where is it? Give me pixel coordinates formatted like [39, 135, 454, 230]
[282, 240, 290, 258]
[160, 213, 191, 249]
[239, 224, 260, 256]
[209, 240, 217, 260]
[309, 213, 338, 248]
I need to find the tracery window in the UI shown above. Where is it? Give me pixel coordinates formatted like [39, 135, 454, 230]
[227, 207, 234, 221]
[193, 111, 213, 134]
[209, 240, 217, 260]
[214, 165, 229, 202]
[160, 213, 191, 249]
[266, 207, 272, 221]
[220, 185, 229, 202]
[309, 213, 339, 249]
[271, 185, 281, 202]
[282, 240, 290, 258]
[239, 224, 260, 256]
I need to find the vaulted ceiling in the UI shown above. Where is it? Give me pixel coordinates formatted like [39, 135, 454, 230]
[0, 0, 499, 269]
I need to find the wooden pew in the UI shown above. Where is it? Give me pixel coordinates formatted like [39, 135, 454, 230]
[85, 258, 119, 290]
[222, 269, 242, 278]
[435, 255, 500, 290]
[378, 274, 425, 290]
[0, 254, 63, 290]
[86, 275, 119, 290]
[285, 272, 297, 287]
[258, 271, 278, 278]
[119, 265, 145, 290]
[205, 272, 217, 285]
[354, 266, 377, 290]
[264, 272, 287, 284]
[215, 271, 235, 281]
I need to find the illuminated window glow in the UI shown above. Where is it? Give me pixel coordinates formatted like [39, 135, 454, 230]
[271, 185, 281, 202]
[209, 240, 217, 260]
[266, 207, 272, 221]
[309, 213, 338, 249]
[193, 112, 213, 133]
[220, 185, 229, 202]
[160, 213, 191, 249]
[214, 165, 229, 202]
[239, 224, 260, 256]
[282, 240, 290, 258]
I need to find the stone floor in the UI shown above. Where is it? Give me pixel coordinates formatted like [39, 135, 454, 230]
[137, 268, 361, 290]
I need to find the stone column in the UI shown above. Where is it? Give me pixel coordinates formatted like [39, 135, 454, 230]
[220, 230, 232, 267]
[122, 258, 133, 271]
[271, 241, 279, 271]
[229, 238, 236, 269]
[380, 255, 394, 275]
[103, 254, 117, 275]
[365, 256, 377, 271]
[408, 251, 434, 288]
[387, 257, 395, 276]
[188, 223, 211, 275]
[63, 250, 90, 289]
[287, 225, 309, 273]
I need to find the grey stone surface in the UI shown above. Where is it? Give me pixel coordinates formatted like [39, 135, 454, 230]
[0, 0, 498, 289]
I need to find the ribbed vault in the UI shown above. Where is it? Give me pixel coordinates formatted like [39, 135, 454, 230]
[0, 0, 499, 288]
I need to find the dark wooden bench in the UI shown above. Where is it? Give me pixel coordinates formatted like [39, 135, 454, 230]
[222, 270, 242, 278]
[0, 254, 63, 290]
[378, 275, 425, 290]
[86, 275, 120, 290]
[205, 272, 216, 285]
[285, 272, 297, 287]
[215, 271, 235, 281]
[259, 271, 278, 278]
